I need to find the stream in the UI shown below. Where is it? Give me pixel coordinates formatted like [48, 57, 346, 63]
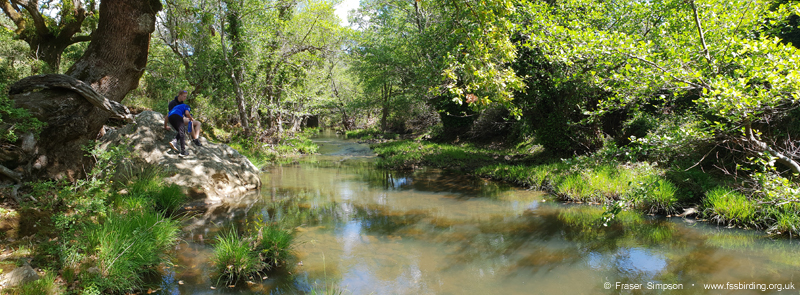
[155, 131, 800, 295]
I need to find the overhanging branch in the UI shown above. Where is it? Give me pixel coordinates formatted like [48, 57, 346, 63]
[9, 74, 134, 122]
[744, 120, 800, 174]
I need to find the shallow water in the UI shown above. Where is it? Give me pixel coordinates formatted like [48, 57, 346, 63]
[156, 132, 800, 295]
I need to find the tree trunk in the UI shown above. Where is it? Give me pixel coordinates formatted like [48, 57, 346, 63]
[380, 82, 391, 132]
[220, 0, 250, 136]
[28, 38, 71, 73]
[9, 0, 162, 180]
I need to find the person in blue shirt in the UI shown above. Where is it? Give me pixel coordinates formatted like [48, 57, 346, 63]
[165, 99, 196, 156]
[163, 90, 203, 150]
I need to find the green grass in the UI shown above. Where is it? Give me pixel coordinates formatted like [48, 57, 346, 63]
[372, 139, 800, 237]
[703, 187, 758, 226]
[229, 130, 320, 169]
[114, 166, 187, 214]
[643, 179, 679, 213]
[211, 229, 263, 285]
[252, 223, 294, 269]
[76, 211, 181, 293]
[210, 222, 296, 285]
[345, 127, 382, 139]
[372, 140, 513, 170]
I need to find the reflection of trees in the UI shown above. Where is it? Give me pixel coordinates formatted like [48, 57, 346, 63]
[357, 168, 513, 198]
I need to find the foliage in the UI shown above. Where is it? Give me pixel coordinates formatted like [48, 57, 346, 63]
[115, 165, 187, 214]
[0, 0, 98, 73]
[157, 0, 347, 137]
[229, 128, 320, 168]
[0, 30, 45, 143]
[510, 44, 605, 155]
[521, 0, 800, 172]
[0, 95, 45, 143]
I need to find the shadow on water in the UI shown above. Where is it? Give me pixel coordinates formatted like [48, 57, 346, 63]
[154, 131, 800, 295]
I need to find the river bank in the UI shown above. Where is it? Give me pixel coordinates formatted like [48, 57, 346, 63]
[370, 139, 800, 237]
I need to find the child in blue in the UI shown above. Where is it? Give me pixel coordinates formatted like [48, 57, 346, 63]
[167, 103, 196, 156]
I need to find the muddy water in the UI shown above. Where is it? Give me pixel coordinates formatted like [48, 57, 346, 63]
[156, 132, 800, 294]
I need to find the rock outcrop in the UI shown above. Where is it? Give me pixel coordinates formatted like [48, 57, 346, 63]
[99, 111, 261, 202]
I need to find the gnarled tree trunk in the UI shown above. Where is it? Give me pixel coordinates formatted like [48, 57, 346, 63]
[8, 0, 162, 180]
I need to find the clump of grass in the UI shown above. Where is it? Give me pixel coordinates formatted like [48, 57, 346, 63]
[76, 211, 181, 292]
[703, 187, 758, 226]
[151, 184, 186, 213]
[253, 223, 294, 269]
[211, 223, 295, 285]
[345, 127, 382, 139]
[477, 163, 565, 189]
[372, 140, 511, 170]
[116, 166, 187, 214]
[557, 174, 597, 202]
[212, 229, 263, 285]
[641, 179, 679, 214]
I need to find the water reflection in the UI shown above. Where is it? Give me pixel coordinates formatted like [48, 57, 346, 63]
[155, 132, 800, 295]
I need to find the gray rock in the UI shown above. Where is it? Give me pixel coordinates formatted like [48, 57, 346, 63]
[99, 111, 261, 202]
[1, 263, 39, 288]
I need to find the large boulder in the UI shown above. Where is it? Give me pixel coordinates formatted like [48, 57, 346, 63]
[99, 111, 261, 202]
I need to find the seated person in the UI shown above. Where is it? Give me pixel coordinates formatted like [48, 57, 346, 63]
[164, 90, 203, 148]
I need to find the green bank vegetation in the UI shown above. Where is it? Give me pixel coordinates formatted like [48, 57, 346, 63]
[0, 144, 183, 294]
[371, 138, 800, 236]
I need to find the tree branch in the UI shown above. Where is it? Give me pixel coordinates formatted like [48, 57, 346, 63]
[68, 35, 92, 44]
[0, 0, 26, 34]
[0, 163, 21, 183]
[690, 0, 712, 65]
[15, 0, 50, 37]
[744, 120, 800, 174]
[57, 0, 87, 42]
[9, 74, 135, 122]
[610, 49, 707, 89]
